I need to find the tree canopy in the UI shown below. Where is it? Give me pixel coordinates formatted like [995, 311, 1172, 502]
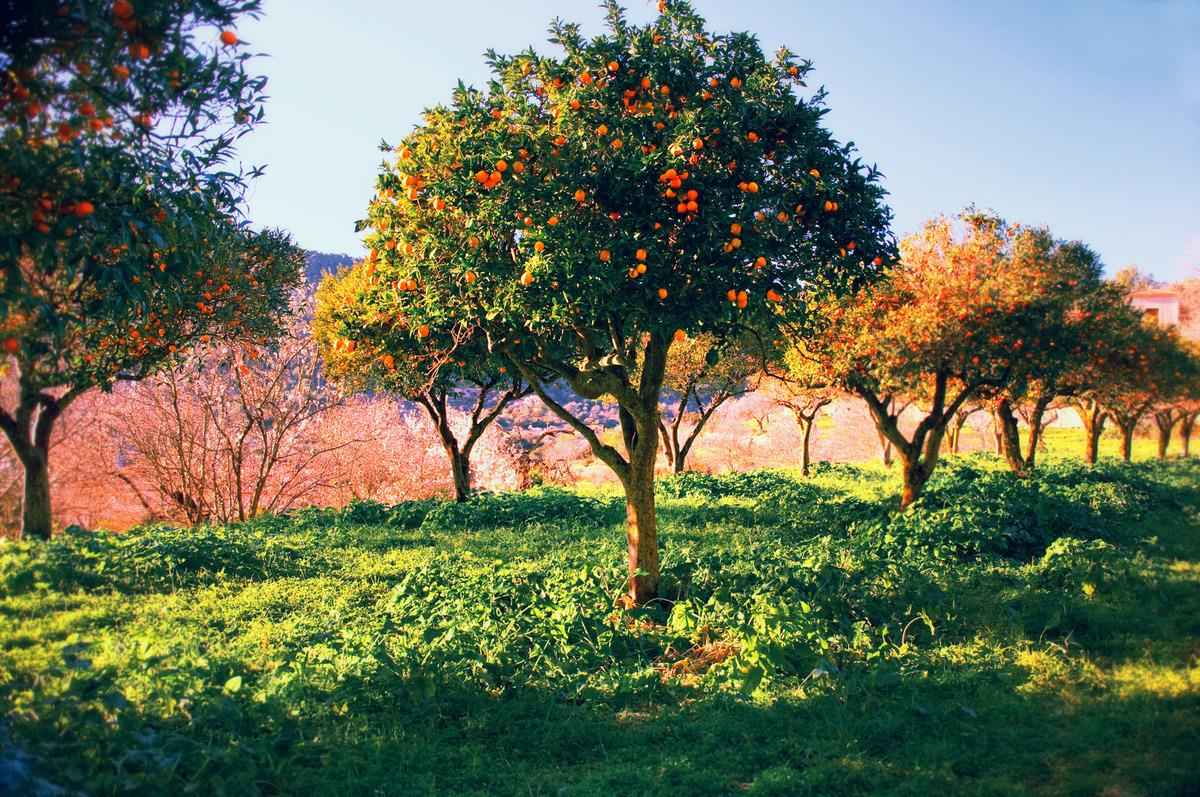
[338, 0, 895, 603]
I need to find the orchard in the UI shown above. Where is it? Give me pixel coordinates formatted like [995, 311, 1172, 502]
[2, 4, 1200, 793]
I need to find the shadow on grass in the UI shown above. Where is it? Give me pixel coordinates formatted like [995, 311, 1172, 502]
[5, 635, 1197, 797]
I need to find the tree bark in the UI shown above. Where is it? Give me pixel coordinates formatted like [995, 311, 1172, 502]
[898, 454, 931, 510]
[1074, 400, 1107, 465]
[799, 416, 814, 477]
[993, 399, 1029, 476]
[20, 450, 52, 540]
[1152, 410, 1178, 461]
[875, 425, 893, 468]
[1180, 412, 1197, 458]
[448, 449, 471, 503]
[1118, 422, 1135, 462]
[1022, 399, 1051, 470]
[623, 432, 661, 606]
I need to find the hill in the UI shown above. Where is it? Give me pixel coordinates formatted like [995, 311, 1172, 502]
[304, 251, 354, 285]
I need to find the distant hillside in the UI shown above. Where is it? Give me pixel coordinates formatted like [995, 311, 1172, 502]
[304, 251, 355, 284]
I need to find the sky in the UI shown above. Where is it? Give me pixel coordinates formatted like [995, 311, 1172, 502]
[235, 0, 1200, 282]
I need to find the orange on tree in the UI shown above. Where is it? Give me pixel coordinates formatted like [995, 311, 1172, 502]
[344, 1, 894, 604]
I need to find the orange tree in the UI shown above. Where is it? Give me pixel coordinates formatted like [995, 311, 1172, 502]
[1149, 342, 1200, 460]
[0, 1, 303, 538]
[347, 1, 894, 603]
[983, 231, 1110, 474]
[313, 262, 529, 502]
[1090, 322, 1196, 462]
[658, 333, 762, 473]
[800, 212, 1069, 508]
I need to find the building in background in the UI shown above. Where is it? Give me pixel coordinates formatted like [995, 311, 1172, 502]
[1130, 288, 1182, 326]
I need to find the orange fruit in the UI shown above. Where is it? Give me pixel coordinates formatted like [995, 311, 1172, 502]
[636, 248, 647, 261]
[599, 250, 611, 262]
[674, 329, 687, 341]
[2, 338, 19, 353]
[220, 30, 238, 46]
[574, 189, 586, 202]
[658, 288, 668, 299]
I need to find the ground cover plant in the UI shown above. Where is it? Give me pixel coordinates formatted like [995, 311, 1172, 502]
[1, 440, 1197, 795]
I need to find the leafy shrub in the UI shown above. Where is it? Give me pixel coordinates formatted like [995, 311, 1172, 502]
[419, 487, 623, 532]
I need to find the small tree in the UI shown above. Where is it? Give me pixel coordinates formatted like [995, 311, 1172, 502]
[802, 212, 1063, 508]
[346, 2, 894, 602]
[314, 263, 529, 502]
[105, 300, 336, 523]
[769, 341, 835, 476]
[658, 334, 761, 473]
[944, 402, 982, 454]
[0, 1, 302, 537]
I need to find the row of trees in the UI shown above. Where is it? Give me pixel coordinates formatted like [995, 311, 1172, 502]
[4, 2, 1196, 613]
[312, 1, 1198, 605]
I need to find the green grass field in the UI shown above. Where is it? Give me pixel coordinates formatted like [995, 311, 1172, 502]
[2, 438, 1198, 795]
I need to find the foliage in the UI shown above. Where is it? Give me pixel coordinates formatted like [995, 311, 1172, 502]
[1, 454, 1197, 794]
[0, 0, 305, 537]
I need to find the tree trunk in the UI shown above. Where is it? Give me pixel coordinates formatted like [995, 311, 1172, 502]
[1181, 413, 1197, 458]
[658, 423, 678, 473]
[799, 417, 814, 477]
[994, 399, 1029, 476]
[1152, 411, 1177, 461]
[1075, 401, 1106, 465]
[1023, 399, 1051, 470]
[875, 425, 893, 468]
[448, 448, 471, 503]
[946, 419, 963, 454]
[898, 454, 931, 510]
[20, 451, 52, 540]
[624, 450, 660, 606]
[1119, 424, 1134, 462]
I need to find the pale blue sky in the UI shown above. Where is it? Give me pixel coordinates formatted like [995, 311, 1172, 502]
[236, 0, 1200, 281]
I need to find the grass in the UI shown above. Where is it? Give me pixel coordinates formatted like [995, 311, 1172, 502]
[1, 439, 1198, 795]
